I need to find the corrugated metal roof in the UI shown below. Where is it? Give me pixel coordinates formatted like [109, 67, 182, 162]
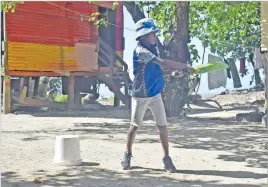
[261, 1, 268, 52]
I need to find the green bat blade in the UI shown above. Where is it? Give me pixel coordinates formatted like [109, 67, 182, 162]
[194, 62, 229, 75]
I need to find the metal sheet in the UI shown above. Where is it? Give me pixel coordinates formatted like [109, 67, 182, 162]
[8, 42, 98, 72]
[6, 1, 99, 72]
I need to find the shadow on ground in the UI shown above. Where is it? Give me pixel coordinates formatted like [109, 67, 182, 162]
[12, 106, 131, 119]
[2, 111, 267, 186]
[3, 115, 267, 170]
[2, 166, 266, 187]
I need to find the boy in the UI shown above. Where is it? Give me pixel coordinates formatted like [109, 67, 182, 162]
[121, 18, 193, 173]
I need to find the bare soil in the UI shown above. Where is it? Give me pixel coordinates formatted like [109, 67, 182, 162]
[1, 91, 267, 187]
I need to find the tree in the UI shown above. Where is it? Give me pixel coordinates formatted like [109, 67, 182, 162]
[160, 2, 191, 117]
[189, 1, 261, 88]
[136, 1, 261, 88]
[124, 1, 262, 116]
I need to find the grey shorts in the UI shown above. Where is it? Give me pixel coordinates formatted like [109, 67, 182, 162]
[131, 94, 167, 127]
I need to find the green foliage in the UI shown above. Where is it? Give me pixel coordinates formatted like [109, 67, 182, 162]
[53, 94, 68, 103]
[88, 1, 119, 10]
[137, 1, 200, 64]
[1, 1, 23, 12]
[136, 1, 260, 62]
[93, 18, 108, 28]
[132, 1, 262, 115]
[88, 1, 119, 28]
[148, 2, 176, 38]
[112, 2, 119, 10]
[88, 12, 107, 28]
[190, 1, 260, 59]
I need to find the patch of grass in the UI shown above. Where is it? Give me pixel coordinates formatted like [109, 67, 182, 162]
[52, 94, 94, 104]
[99, 96, 123, 105]
[99, 96, 114, 105]
[53, 94, 68, 103]
[52, 94, 122, 105]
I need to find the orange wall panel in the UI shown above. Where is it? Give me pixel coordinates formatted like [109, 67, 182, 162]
[8, 42, 98, 72]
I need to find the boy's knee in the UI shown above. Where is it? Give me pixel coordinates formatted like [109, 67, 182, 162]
[157, 125, 167, 130]
[129, 125, 138, 131]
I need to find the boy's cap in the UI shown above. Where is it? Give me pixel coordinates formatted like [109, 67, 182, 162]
[135, 18, 159, 41]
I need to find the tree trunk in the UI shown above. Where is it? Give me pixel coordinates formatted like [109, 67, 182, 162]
[227, 58, 242, 88]
[122, 2, 145, 23]
[263, 52, 268, 113]
[254, 70, 262, 87]
[162, 2, 190, 117]
[249, 53, 262, 88]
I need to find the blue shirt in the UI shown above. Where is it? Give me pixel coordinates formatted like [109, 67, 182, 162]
[132, 42, 165, 98]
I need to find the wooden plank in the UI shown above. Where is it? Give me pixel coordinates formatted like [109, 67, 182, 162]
[97, 74, 128, 105]
[67, 74, 75, 110]
[3, 75, 11, 114]
[6, 67, 120, 77]
[33, 77, 40, 96]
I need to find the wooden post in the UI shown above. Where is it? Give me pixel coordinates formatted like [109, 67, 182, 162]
[123, 68, 130, 109]
[23, 77, 30, 97]
[2, 12, 11, 114]
[264, 55, 268, 113]
[3, 75, 11, 114]
[67, 74, 75, 110]
[33, 77, 40, 97]
[73, 77, 82, 107]
[74, 92, 82, 106]
[19, 78, 24, 92]
[113, 95, 120, 107]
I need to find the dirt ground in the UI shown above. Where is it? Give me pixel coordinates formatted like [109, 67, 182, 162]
[1, 91, 268, 187]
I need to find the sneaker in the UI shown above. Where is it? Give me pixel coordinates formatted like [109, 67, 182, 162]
[121, 152, 132, 170]
[162, 156, 177, 173]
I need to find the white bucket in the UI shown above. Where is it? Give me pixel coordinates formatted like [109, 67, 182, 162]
[54, 135, 82, 166]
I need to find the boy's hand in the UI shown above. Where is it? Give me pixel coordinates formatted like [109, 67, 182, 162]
[187, 66, 195, 74]
[164, 65, 195, 74]
[162, 67, 173, 76]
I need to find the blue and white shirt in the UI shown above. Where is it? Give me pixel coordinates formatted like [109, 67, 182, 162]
[132, 42, 165, 98]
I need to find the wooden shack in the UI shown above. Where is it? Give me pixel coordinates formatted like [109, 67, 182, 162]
[1, 1, 130, 113]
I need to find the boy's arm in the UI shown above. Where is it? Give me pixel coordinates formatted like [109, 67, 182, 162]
[137, 47, 193, 73]
[155, 57, 194, 73]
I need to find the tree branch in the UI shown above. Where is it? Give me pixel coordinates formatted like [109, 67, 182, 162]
[122, 1, 145, 22]
[122, 1, 165, 53]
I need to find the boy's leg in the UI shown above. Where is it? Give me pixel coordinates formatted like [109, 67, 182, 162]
[148, 94, 177, 172]
[121, 97, 149, 169]
[158, 126, 169, 157]
[148, 94, 169, 156]
[126, 125, 138, 154]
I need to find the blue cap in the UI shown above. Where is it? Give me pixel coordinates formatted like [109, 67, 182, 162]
[135, 18, 159, 41]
